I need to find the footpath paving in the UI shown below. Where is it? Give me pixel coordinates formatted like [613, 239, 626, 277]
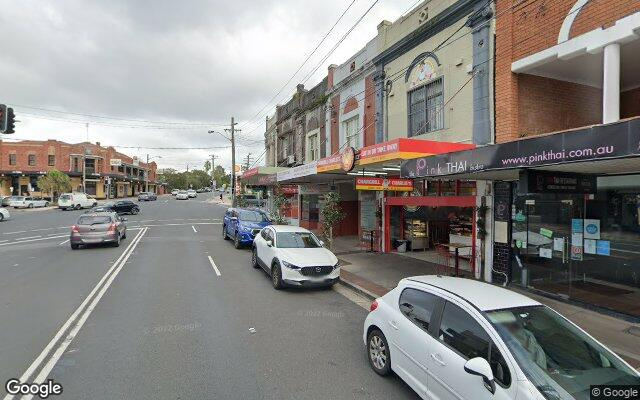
[335, 249, 640, 369]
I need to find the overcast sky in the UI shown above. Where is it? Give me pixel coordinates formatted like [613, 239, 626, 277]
[0, 0, 414, 172]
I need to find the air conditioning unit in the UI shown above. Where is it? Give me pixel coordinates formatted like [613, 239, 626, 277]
[287, 155, 295, 164]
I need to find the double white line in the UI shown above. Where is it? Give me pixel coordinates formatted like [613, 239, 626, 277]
[3, 227, 148, 400]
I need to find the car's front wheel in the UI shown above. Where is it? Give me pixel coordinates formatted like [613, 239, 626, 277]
[367, 329, 391, 376]
[251, 247, 260, 268]
[28, 203, 34, 208]
[70, 243, 79, 250]
[44, 202, 49, 207]
[75, 204, 81, 210]
[222, 225, 228, 240]
[131, 207, 139, 215]
[113, 233, 121, 247]
[271, 263, 284, 290]
[234, 232, 241, 249]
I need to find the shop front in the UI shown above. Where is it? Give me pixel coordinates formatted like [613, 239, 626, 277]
[401, 117, 640, 318]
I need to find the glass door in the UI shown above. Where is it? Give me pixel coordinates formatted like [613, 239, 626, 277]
[511, 194, 583, 299]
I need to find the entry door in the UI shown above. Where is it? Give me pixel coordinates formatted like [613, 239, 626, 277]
[512, 197, 582, 298]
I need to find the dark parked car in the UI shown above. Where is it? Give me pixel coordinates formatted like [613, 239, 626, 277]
[70, 212, 127, 249]
[138, 192, 157, 201]
[91, 200, 140, 215]
[222, 207, 272, 249]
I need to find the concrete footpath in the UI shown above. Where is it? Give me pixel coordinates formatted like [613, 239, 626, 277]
[335, 250, 640, 369]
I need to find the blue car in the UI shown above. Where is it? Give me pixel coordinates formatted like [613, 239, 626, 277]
[223, 208, 272, 249]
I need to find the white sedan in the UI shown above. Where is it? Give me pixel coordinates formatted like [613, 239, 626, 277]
[0, 207, 10, 221]
[364, 276, 640, 400]
[251, 225, 340, 289]
[9, 196, 50, 208]
[175, 190, 189, 200]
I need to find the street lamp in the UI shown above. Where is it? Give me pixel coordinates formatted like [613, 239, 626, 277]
[145, 154, 162, 193]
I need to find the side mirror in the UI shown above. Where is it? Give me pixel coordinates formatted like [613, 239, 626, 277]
[266, 240, 273, 247]
[464, 357, 495, 394]
[319, 240, 325, 247]
[121, 217, 128, 221]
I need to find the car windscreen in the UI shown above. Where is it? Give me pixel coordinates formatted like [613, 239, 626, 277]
[275, 232, 321, 248]
[486, 305, 640, 399]
[12, 196, 25, 201]
[77, 216, 112, 225]
[238, 210, 268, 222]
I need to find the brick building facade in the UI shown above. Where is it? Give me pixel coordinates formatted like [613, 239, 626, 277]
[0, 139, 164, 198]
[495, 0, 640, 142]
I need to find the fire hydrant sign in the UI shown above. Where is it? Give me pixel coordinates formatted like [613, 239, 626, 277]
[355, 177, 413, 191]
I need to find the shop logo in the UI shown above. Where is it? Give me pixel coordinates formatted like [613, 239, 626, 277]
[586, 224, 598, 234]
[341, 147, 355, 172]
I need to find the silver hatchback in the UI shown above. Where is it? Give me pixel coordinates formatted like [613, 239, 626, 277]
[70, 212, 127, 249]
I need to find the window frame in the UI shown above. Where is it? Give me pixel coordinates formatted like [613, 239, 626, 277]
[343, 116, 360, 149]
[407, 76, 444, 137]
[434, 299, 512, 389]
[9, 154, 16, 166]
[48, 155, 55, 166]
[398, 287, 444, 337]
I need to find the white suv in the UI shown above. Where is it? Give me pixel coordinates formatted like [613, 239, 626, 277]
[58, 193, 98, 210]
[251, 225, 340, 289]
[364, 276, 640, 400]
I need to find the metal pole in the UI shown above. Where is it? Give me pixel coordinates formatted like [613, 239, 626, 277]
[82, 149, 86, 193]
[231, 116, 236, 207]
[145, 154, 149, 193]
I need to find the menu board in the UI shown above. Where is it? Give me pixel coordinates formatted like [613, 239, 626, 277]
[360, 192, 377, 230]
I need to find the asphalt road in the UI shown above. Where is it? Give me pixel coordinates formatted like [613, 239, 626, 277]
[0, 194, 418, 400]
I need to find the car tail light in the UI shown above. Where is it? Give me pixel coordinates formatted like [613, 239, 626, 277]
[71, 225, 79, 234]
[370, 300, 379, 312]
[107, 223, 117, 233]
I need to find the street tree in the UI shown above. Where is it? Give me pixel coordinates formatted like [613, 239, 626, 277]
[36, 169, 72, 201]
[320, 192, 345, 250]
[270, 187, 288, 225]
[203, 160, 211, 174]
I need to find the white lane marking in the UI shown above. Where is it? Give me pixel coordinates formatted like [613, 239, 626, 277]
[333, 284, 371, 311]
[15, 235, 41, 241]
[192, 225, 198, 233]
[14, 227, 149, 400]
[0, 239, 8, 243]
[207, 256, 221, 276]
[0, 235, 68, 247]
[140, 222, 221, 227]
[3, 226, 70, 235]
[3, 228, 147, 400]
[58, 239, 70, 246]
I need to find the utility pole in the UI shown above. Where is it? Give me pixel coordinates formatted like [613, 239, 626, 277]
[244, 152, 253, 171]
[145, 154, 149, 193]
[209, 154, 219, 190]
[225, 117, 240, 207]
[82, 123, 89, 193]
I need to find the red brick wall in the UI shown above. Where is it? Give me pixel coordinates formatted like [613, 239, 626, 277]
[495, 0, 640, 143]
[622, 87, 640, 118]
[330, 95, 340, 154]
[364, 74, 376, 147]
[517, 75, 602, 137]
[343, 97, 359, 114]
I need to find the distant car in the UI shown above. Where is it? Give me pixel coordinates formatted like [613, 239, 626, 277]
[223, 208, 272, 249]
[176, 190, 189, 200]
[171, 189, 179, 196]
[91, 200, 139, 215]
[9, 196, 49, 208]
[251, 225, 339, 289]
[363, 276, 640, 400]
[0, 196, 12, 207]
[58, 192, 97, 210]
[187, 189, 197, 198]
[70, 212, 127, 249]
[138, 192, 157, 201]
[0, 207, 10, 221]
[196, 188, 206, 193]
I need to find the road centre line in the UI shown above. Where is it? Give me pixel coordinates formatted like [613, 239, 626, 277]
[207, 256, 221, 276]
[14, 236, 41, 241]
[4, 227, 148, 400]
[0, 234, 68, 247]
[192, 225, 198, 233]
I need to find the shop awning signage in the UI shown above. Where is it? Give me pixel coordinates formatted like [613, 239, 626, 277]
[401, 119, 640, 178]
[240, 167, 287, 185]
[518, 170, 597, 194]
[317, 147, 355, 173]
[359, 138, 474, 166]
[355, 177, 413, 191]
[277, 161, 317, 182]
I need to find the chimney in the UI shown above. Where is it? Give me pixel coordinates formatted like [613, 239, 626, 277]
[96, 142, 101, 147]
[377, 20, 392, 48]
[327, 64, 338, 90]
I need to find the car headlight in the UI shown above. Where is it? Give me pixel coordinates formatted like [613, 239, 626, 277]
[281, 260, 300, 270]
[333, 260, 341, 270]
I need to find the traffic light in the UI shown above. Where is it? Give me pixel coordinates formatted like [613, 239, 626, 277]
[0, 104, 15, 134]
[0, 104, 6, 133]
[6, 107, 15, 134]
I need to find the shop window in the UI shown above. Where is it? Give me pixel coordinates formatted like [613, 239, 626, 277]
[459, 181, 476, 196]
[9, 154, 16, 165]
[408, 77, 444, 137]
[48, 155, 55, 166]
[343, 116, 360, 149]
[426, 180, 438, 196]
[440, 180, 456, 196]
